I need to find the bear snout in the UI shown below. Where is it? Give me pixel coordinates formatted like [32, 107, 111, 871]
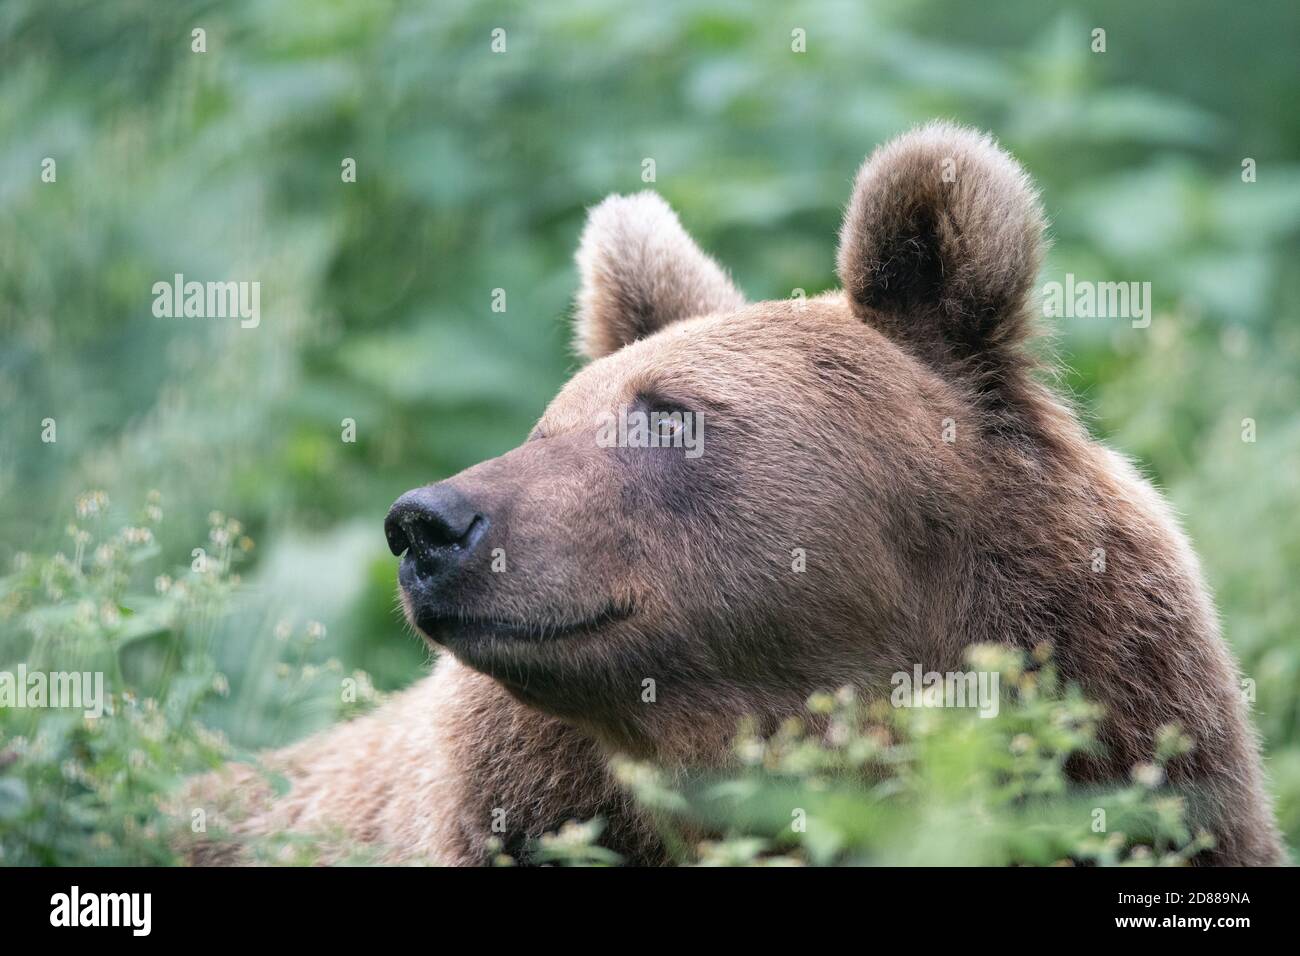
[385, 484, 489, 584]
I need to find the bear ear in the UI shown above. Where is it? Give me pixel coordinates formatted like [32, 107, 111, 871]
[574, 191, 746, 360]
[836, 122, 1047, 386]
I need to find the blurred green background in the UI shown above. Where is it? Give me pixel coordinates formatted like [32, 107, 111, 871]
[1, 0, 1298, 860]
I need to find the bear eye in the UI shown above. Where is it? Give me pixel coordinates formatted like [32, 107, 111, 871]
[655, 415, 683, 439]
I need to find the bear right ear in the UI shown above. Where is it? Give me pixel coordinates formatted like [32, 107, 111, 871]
[574, 192, 746, 360]
[836, 122, 1047, 388]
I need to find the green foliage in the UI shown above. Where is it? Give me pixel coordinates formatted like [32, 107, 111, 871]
[607, 647, 1211, 867]
[0, 497, 379, 864]
[0, 494, 236, 863]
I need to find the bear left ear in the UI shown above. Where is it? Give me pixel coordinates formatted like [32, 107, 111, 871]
[836, 122, 1047, 385]
[574, 192, 746, 360]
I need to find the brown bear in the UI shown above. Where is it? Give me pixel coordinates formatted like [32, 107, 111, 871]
[187, 122, 1283, 866]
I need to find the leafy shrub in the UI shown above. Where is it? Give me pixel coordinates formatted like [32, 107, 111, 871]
[0, 495, 378, 865]
[512, 647, 1211, 867]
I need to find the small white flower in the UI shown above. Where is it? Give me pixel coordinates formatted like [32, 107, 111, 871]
[1131, 762, 1165, 788]
[99, 603, 121, 629]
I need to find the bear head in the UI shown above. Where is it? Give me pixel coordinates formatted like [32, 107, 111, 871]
[385, 122, 1051, 762]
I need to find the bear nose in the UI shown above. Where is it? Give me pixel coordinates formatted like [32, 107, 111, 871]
[384, 485, 487, 576]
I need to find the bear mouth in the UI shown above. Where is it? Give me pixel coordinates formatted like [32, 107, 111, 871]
[408, 603, 633, 647]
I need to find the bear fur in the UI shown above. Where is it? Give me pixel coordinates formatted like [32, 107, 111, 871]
[183, 122, 1283, 866]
